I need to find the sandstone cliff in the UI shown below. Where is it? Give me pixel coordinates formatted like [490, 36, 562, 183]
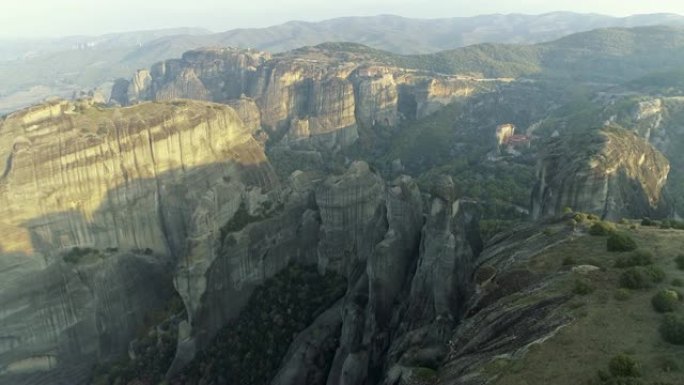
[5, 91, 670, 385]
[111, 46, 494, 150]
[0, 99, 276, 384]
[0, 98, 274, 256]
[530, 127, 671, 220]
[0, 94, 488, 385]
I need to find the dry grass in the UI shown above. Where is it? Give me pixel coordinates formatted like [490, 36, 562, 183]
[489, 223, 684, 385]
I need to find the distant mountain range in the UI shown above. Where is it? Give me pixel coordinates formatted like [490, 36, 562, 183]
[1, 11, 684, 114]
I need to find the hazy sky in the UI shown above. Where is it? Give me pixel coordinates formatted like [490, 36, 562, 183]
[4, 0, 684, 38]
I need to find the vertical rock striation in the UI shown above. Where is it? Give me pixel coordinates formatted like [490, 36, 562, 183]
[111, 46, 494, 150]
[531, 127, 671, 220]
[0, 98, 276, 384]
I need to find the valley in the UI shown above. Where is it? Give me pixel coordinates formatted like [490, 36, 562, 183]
[2, 16, 684, 385]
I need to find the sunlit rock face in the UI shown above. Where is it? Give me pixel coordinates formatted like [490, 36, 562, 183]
[531, 128, 671, 220]
[0, 103, 485, 385]
[112, 46, 489, 150]
[0, 99, 276, 384]
[0, 99, 274, 256]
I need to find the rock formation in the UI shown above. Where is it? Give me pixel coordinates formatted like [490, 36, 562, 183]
[5, 67, 673, 385]
[495, 123, 515, 147]
[110, 46, 495, 150]
[0, 98, 487, 385]
[530, 127, 671, 220]
[0, 98, 274, 256]
[0, 98, 276, 384]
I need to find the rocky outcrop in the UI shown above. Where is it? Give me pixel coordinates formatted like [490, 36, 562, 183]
[226, 96, 262, 133]
[162, 161, 483, 385]
[125, 48, 270, 104]
[320, 173, 483, 385]
[0, 101, 582, 385]
[531, 127, 671, 220]
[435, 217, 579, 385]
[170, 173, 323, 373]
[0, 98, 276, 384]
[1, 95, 555, 385]
[0, 251, 177, 385]
[495, 123, 515, 147]
[353, 69, 399, 127]
[270, 302, 344, 385]
[413, 78, 479, 119]
[0, 99, 275, 256]
[315, 161, 387, 276]
[111, 46, 494, 150]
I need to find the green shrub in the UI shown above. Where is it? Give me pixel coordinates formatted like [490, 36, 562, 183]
[619, 268, 650, 289]
[672, 278, 684, 287]
[607, 232, 637, 252]
[614, 249, 653, 268]
[652, 289, 680, 313]
[614, 288, 631, 301]
[170, 264, 346, 385]
[573, 213, 588, 223]
[587, 213, 600, 221]
[641, 217, 658, 226]
[590, 221, 616, 236]
[660, 314, 684, 345]
[619, 266, 666, 287]
[660, 219, 684, 230]
[562, 255, 577, 266]
[608, 354, 640, 377]
[573, 279, 594, 295]
[675, 255, 684, 270]
[562, 207, 574, 214]
[644, 265, 666, 283]
[670, 220, 684, 230]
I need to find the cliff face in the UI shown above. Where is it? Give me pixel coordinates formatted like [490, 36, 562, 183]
[111, 46, 492, 150]
[1, 95, 636, 385]
[0, 99, 276, 384]
[0, 94, 485, 385]
[0, 251, 177, 385]
[531, 127, 671, 220]
[0, 99, 274, 256]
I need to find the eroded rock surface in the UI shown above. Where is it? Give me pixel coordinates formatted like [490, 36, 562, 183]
[0, 94, 634, 385]
[111, 46, 493, 150]
[531, 127, 671, 220]
[0, 99, 275, 384]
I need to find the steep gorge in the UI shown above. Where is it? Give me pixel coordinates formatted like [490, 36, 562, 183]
[0, 97, 486, 385]
[1, 35, 681, 385]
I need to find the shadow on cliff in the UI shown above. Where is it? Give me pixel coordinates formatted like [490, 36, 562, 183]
[20, 159, 278, 258]
[530, 129, 673, 221]
[0, 158, 277, 384]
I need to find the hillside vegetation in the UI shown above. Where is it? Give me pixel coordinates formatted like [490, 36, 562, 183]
[317, 26, 684, 82]
[5, 20, 684, 114]
[485, 217, 684, 385]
